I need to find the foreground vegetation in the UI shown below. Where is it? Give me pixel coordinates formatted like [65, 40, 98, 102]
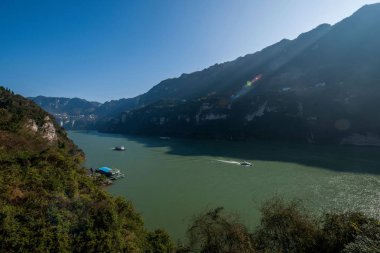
[180, 198, 380, 253]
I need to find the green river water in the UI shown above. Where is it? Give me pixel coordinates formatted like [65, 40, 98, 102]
[68, 131, 380, 241]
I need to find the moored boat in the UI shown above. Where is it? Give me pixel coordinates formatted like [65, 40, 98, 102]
[95, 167, 125, 180]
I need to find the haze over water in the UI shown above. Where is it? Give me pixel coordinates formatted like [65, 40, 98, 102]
[69, 131, 380, 240]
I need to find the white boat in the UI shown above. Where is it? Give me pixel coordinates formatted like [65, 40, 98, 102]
[240, 161, 253, 167]
[113, 146, 125, 151]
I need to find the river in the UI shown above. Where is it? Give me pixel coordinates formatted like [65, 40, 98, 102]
[68, 131, 380, 241]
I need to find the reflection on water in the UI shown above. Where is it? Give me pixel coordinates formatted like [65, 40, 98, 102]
[68, 131, 380, 240]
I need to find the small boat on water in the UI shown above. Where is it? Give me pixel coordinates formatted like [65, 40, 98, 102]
[240, 161, 253, 167]
[95, 167, 125, 180]
[113, 146, 125, 151]
[159, 136, 171, 140]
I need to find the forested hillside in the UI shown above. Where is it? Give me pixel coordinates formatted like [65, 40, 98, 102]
[0, 87, 173, 252]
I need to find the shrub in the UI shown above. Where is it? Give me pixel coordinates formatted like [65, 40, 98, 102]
[146, 229, 175, 253]
[253, 198, 319, 253]
[187, 207, 254, 253]
[320, 212, 380, 253]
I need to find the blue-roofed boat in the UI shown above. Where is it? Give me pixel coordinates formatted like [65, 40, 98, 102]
[95, 167, 125, 180]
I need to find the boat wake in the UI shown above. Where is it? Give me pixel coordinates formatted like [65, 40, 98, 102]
[216, 159, 241, 165]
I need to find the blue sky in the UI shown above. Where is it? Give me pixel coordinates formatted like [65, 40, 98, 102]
[1, 0, 378, 102]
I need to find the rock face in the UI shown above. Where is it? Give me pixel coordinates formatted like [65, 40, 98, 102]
[25, 117, 57, 142]
[245, 102, 268, 121]
[26, 119, 38, 133]
[41, 116, 57, 142]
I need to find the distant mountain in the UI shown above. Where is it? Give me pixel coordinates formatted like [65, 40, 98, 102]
[30, 96, 102, 129]
[32, 96, 101, 115]
[34, 4, 380, 146]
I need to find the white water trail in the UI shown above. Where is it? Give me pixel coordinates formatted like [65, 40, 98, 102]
[216, 159, 241, 165]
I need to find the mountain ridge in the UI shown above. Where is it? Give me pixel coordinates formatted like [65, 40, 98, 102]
[31, 3, 380, 146]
